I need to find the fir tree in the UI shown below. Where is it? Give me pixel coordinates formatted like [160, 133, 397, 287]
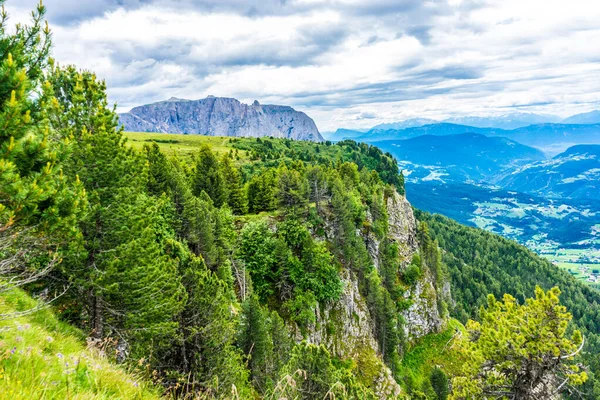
[0, 2, 85, 303]
[238, 296, 273, 392]
[220, 153, 247, 214]
[192, 145, 226, 207]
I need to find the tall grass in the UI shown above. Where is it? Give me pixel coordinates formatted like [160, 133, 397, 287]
[0, 288, 160, 399]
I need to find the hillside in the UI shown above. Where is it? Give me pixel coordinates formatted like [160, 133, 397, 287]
[375, 133, 545, 183]
[418, 211, 600, 398]
[0, 289, 159, 399]
[496, 144, 600, 200]
[3, 5, 599, 398]
[119, 96, 324, 142]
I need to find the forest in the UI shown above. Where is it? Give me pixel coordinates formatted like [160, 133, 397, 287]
[1, 3, 598, 399]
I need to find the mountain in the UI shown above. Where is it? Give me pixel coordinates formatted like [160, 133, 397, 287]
[370, 118, 437, 131]
[119, 96, 324, 142]
[322, 128, 366, 141]
[499, 123, 600, 155]
[359, 122, 600, 156]
[358, 123, 498, 141]
[444, 112, 561, 129]
[366, 113, 559, 132]
[375, 133, 545, 183]
[495, 144, 600, 200]
[562, 110, 600, 124]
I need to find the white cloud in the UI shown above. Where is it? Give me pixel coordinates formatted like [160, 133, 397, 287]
[5, 0, 600, 131]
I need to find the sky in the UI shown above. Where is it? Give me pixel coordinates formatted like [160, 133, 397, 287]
[7, 0, 600, 131]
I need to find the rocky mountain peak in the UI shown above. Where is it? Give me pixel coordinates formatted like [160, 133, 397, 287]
[118, 96, 324, 142]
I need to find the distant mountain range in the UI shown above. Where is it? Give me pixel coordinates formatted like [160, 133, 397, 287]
[444, 113, 562, 130]
[495, 145, 600, 200]
[119, 96, 324, 142]
[562, 110, 600, 124]
[332, 122, 600, 156]
[326, 111, 600, 150]
[375, 133, 545, 183]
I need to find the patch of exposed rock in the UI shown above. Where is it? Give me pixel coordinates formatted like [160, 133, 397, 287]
[386, 191, 418, 263]
[385, 191, 445, 341]
[298, 269, 402, 399]
[118, 96, 323, 142]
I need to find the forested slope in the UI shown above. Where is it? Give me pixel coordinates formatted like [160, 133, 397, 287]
[2, 2, 598, 399]
[418, 211, 600, 398]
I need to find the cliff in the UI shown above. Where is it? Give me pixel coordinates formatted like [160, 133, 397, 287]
[295, 191, 448, 398]
[119, 96, 324, 142]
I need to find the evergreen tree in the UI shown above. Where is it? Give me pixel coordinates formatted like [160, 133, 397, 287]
[247, 168, 277, 213]
[430, 367, 449, 400]
[276, 164, 308, 211]
[269, 310, 292, 377]
[181, 193, 217, 267]
[48, 66, 186, 360]
[192, 145, 226, 207]
[451, 287, 587, 399]
[0, 2, 85, 301]
[220, 153, 247, 214]
[238, 296, 273, 392]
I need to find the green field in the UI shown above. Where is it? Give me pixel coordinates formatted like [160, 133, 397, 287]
[124, 131, 249, 159]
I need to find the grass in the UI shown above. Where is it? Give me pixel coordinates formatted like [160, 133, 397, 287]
[0, 288, 160, 400]
[398, 319, 466, 393]
[124, 132, 249, 160]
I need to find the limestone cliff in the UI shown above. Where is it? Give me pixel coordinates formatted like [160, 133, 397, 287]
[293, 191, 448, 398]
[386, 191, 446, 341]
[118, 96, 324, 142]
[300, 269, 402, 398]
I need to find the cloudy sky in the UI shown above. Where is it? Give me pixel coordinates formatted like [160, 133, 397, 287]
[7, 0, 600, 131]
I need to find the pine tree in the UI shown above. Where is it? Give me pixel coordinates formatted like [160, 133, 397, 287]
[276, 164, 308, 211]
[192, 145, 226, 207]
[0, 2, 85, 301]
[451, 287, 588, 399]
[269, 310, 291, 377]
[181, 193, 217, 267]
[430, 367, 449, 400]
[247, 168, 277, 213]
[48, 66, 186, 358]
[220, 153, 247, 214]
[238, 296, 273, 392]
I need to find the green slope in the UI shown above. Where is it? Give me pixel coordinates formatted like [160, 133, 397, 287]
[0, 289, 159, 399]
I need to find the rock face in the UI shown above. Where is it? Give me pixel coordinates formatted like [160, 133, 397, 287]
[296, 191, 447, 398]
[301, 269, 402, 399]
[386, 192, 418, 262]
[119, 96, 324, 142]
[386, 191, 446, 341]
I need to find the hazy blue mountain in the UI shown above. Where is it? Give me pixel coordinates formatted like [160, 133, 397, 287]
[562, 110, 600, 124]
[370, 118, 437, 131]
[444, 112, 561, 130]
[358, 123, 499, 141]
[360, 122, 600, 156]
[495, 144, 600, 200]
[375, 133, 545, 183]
[367, 113, 560, 132]
[119, 96, 324, 142]
[498, 123, 600, 155]
[322, 128, 367, 141]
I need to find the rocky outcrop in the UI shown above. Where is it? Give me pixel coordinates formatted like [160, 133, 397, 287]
[401, 276, 446, 341]
[300, 269, 402, 399]
[118, 96, 324, 142]
[296, 191, 447, 397]
[386, 192, 418, 262]
[385, 191, 445, 341]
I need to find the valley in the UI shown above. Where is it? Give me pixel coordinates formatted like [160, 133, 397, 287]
[346, 131, 600, 288]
